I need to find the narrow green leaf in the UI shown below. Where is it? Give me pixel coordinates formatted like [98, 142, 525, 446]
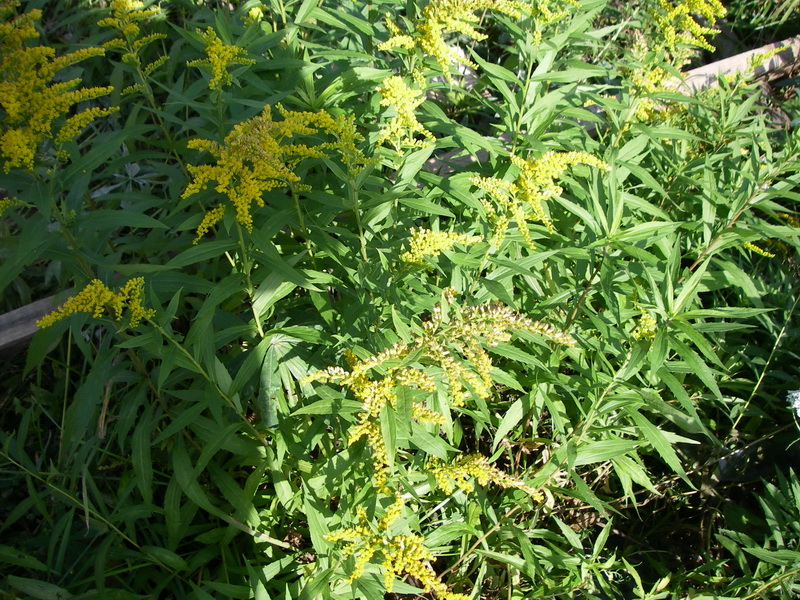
[627, 409, 690, 485]
[258, 342, 281, 428]
[6, 576, 73, 599]
[493, 396, 526, 452]
[141, 545, 189, 571]
[132, 410, 154, 506]
[574, 439, 640, 465]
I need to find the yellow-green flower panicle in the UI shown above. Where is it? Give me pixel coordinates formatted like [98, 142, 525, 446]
[304, 295, 575, 491]
[653, 0, 725, 55]
[36, 278, 155, 329]
[400, 228, 481, 267]
[325, 495, 469, 600]
[98, 0, 162, 48]
[742, 241, 776, 259]
[184, 104, 371, 241]
[98, 0, 166, 76]
[427, 454, 544, 501]
[187, 27, 255, 92]
[471, 151, 608, 247]
[0, 1, 118, 171]
[0, 196, 24, 216]
[376, 75, 434, 150]
[631, 305, 658, 340]
[379, 0, 538, 83]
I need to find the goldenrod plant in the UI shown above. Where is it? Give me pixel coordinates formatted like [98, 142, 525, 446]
[2, 0, 800, 598]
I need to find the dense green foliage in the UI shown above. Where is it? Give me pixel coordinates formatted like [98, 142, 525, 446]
[1, 0, 799, 598]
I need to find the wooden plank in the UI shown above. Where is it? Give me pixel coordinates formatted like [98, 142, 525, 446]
[0, 295, 58, 356]
[675, 34, 800, 92]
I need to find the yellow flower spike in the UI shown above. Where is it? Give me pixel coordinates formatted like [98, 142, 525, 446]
[471, 151, 608, 247]
[632, 305, 657, 340]
[305, 294, 575, 492]
[36, 278, 155, 329]
[0, 196, 24, 216]
[400, 227, 481, 267]
[376, 75, 434, 150]
[654, 0, 725, 55]
[98, 0, 161, 36]
[742, 241, 776, 259]
[187, 27, 255, 92]
[428, 454, 544, 501]
[55, 107, 120, 149]
[325, 495, 468, 600]
[185, 104, 370, 240]
[0, 2, 116, 171]
[244, 6, 264, 25]
[379, 0, 535, 84]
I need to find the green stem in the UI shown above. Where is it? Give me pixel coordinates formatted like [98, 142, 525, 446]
[348, 179, 368, 262]
[511, 56, 537, 155]
[152, 322, 270, 449]
[291, 185, 316, 264]
[235, 222, 266, 338]
[43, 170, 94, 280]
[732, 291, 800, 431]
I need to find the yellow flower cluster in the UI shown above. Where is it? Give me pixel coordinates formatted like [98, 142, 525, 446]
[99, 0, 166, 89]
[306, 345, 437, 492]
[305, 293, 574, 490]
[187, 27, 255, 92]
[399, 227, 481, 267]
[379, 0, 561, 82]
[326, 495, 468, 600]
[184, 104, 371, 241]
[743, 241, 775, 259]
[0, 196, 24, 216]
[427, 454, 543, 500]
[0, 0, 118, 171]
[244, 6, 264, 25]
[653, 0, 725, 55]
[36, 277, 155, 329]
[471, 151, 608, 247]
[632, 305, 657, 340]
[98, 0, 160, 40]
[376, 75, 434, 150]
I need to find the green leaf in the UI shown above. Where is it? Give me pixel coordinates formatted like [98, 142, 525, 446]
[132, 409, 154, 506]
[670, 337, 723, 400]
[380, 401, 397, 471]
[257, 341, 281, 428]
[141, 545, 190, 571]
[0, 546, 51, 572]
[165, 240, 237, 269]
[742, 547, 800, 566]
[574, 439, 640, 466]
[172, 438, 226, 520]
[626, 409, 690, 485]
[6, 576, 73, 599]
[78, 209, 167, 230]
[492, 395, 527, 452]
